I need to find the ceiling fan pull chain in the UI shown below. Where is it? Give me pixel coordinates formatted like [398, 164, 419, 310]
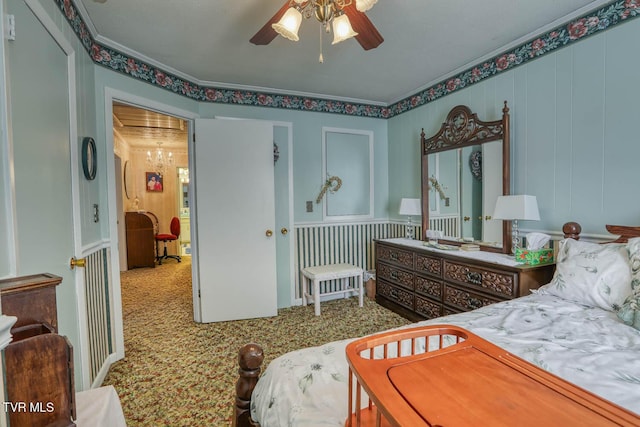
[319, 23, 324, 63]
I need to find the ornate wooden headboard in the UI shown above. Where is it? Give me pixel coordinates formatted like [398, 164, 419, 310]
[564, 222, 640, 243]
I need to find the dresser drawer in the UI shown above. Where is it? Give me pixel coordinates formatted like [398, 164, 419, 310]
[377, 279, 414, 311]
[377, 244, 414, 269]
[415, 295, 442, 319]
[443, 285, 501, 312]
[443, 260, 517, 298]
[415, 253, 442, 277]
[377, 262, 414, 290]
[415, 274, 442, 301]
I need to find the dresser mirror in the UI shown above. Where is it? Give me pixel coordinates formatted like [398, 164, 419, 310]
[421, 102, 512, 253]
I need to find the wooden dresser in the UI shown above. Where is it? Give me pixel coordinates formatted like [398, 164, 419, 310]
[375, 239, 555, 321]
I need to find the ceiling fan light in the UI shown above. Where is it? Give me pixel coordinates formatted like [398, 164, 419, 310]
[272, 7, 302, 41]
[355, 0, 377, 12]
[331, 14, 358, 45]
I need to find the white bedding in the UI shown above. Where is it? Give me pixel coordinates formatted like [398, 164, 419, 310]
[251, 292, 640, 426]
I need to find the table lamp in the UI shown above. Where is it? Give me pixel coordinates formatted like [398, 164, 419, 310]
[399, 198, 421, 240]
[492, 195, 540, 254]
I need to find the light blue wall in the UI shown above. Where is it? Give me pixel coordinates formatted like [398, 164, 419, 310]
[34, 0, 101, 248]
[196, 103, 389, 223]
[93, 68, 388, 314]
[325, 131, 371, 217]
[388, 17, 640, 236]
[93, 69, 389, 226]
[93, 67, 200, 238]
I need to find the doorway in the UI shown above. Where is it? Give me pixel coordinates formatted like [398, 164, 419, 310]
[111, 102, 194, 336]
[104, 90, 295, 361]
[112, 104, 192, 248]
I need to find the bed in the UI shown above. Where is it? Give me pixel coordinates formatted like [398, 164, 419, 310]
[234, 222, 640, 426]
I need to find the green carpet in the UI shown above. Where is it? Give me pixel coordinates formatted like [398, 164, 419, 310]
[103, 258, 410, 426]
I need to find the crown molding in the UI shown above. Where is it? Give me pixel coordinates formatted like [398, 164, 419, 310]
[60, 0, 640, 119]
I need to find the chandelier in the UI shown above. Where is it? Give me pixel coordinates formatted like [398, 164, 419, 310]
[146, 142, 174, 176]
[272, 0, 378, 61]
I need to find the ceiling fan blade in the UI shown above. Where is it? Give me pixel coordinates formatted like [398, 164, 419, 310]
[250, 1, 292, 45]
[342, 3, 384, 50]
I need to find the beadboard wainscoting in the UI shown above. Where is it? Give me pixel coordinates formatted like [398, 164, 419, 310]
[429, 214, 460, 239]
[82, 247, 114, 386]
[294, 221, 424, 301]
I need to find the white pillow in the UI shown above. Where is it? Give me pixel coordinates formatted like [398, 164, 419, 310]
[538, 238, 633, 311]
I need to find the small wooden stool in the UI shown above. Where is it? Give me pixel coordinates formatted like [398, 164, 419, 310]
[301, 263, 364, 316]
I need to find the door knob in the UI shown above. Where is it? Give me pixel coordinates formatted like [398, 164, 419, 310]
[265, 230, 273, 237]
[485, 215, 492, 220]
[464, 216, 470, 222]
[69, 257, 86, 270]
[281, 228, 288, 235]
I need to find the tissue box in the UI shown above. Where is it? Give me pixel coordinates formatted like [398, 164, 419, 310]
[515, 248, 554, 265]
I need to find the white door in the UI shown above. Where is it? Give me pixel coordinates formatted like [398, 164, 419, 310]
[194, 119, 277, 322]
[482, 140, 503, 243]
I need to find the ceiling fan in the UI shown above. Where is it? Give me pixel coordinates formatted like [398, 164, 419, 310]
[250, 0, 383, 52]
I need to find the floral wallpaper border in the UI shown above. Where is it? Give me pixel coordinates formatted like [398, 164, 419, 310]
[58, 0, 639, 119]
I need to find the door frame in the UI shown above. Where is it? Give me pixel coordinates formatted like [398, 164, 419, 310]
[103, 88, 200, 355]
[275, 121, 295, 307]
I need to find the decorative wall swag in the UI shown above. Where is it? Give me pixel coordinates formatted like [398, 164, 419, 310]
[428, 176, 447, 200]
[316, 175, 343, 203]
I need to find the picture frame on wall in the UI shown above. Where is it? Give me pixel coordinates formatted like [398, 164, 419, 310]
[146, 172, 163, 192]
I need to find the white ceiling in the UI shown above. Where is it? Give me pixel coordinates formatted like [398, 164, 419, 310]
[77, 0, 608, 105]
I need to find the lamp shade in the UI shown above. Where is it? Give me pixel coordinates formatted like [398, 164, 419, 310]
[399, 198, 422, 216]
[492, 195, 540, 221]
[272, 7, 302, 41]
[355, 0, 378, 12]
[331, 14, 358, 45]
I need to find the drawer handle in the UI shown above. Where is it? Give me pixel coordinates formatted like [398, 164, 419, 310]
[468, 297, 482, 309]
[390, 252, 398, 260]
[390, 271, 398, 280]
[466, 271, 482, 285]
[390, 288, 399, 299]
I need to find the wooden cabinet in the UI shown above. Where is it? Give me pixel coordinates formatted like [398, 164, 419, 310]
[0, 274, 76, 427]
[125, 211, 156, 269]
[0, 273, 61, 332]
[375, 239, 555, 321]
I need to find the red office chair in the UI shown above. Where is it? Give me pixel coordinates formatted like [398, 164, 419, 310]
[155, 217, 181, 265]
